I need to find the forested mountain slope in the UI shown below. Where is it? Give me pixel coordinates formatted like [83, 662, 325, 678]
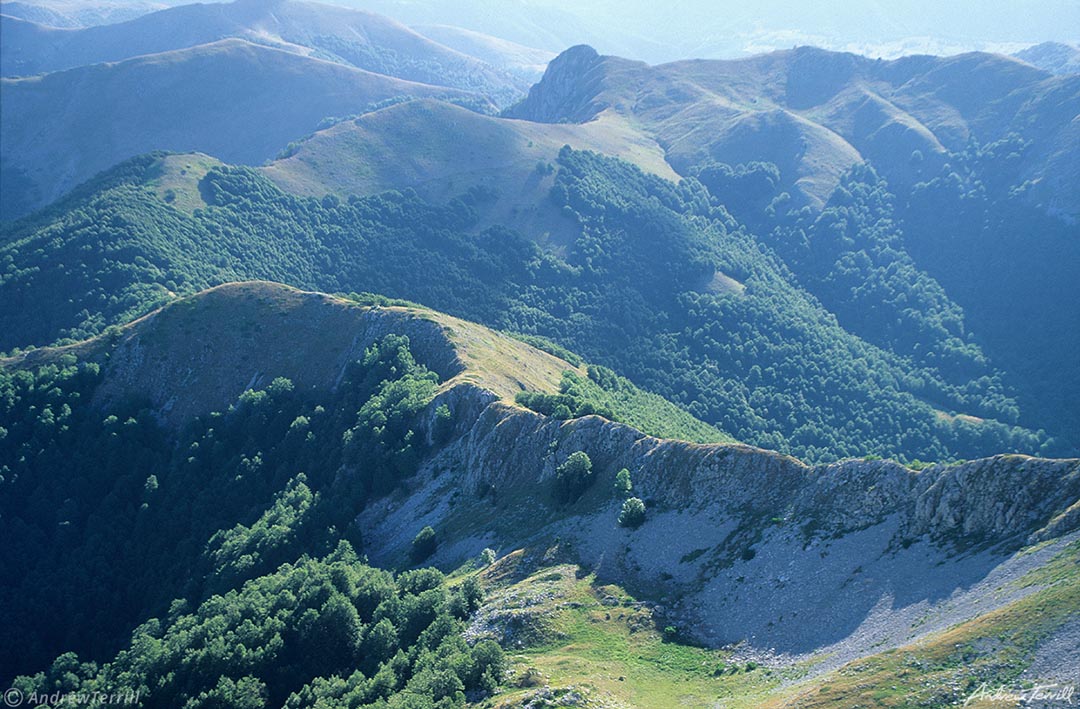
[258, 91, 1080, 455]
[1, 147, 1060, 462]
[503, 46, 1080, 452]
[0, 279, 728, 679]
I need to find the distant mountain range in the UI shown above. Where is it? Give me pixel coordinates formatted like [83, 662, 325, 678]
[325, 0, 1080, 64]
[1014, 40, 1080, 75]
[0, 0, 183, 27]
[507, 45, 1080, 219]
[0, 0, 528, 102]
[0, 39, 478, 217]
[6, 27, 1077, 223]
[5, 0, 1078, 63]
[0, 0, 560, 219]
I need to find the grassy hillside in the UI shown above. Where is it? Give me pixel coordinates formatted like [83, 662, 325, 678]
[463, 544, 1080, 708]
[262, 98, 677, 246]
[0, 40, 474, 219]
[2, 281, 727, 439]
[767, 540, 1080, 707]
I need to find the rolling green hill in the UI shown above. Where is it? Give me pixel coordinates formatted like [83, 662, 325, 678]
[0, 146, 1059, 463]
[261, 98, 677, 245]
[0, 39, 477, 219]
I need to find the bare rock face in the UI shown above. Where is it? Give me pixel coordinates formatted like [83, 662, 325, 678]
[902, 455, 1077, 542]
[361, 383, 1080, 663]
[503, 44, 611, 123]
[417, 386, 1080, 552]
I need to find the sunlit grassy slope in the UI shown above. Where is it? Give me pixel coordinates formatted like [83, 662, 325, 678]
[464, 553, 784, 709]
[462, 539, 1080, 708]
[261, 99, 677, 246]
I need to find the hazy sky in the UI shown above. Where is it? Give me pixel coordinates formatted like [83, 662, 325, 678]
[348, 0, 1080, 62]
[12, 0, 1080, 61]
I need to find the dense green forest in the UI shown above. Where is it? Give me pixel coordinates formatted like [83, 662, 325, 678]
[10, 546, 504, 708]
[0, 335, 501, 697]
[704, 137, 1080, 447]
[896, 138, 1080, 446]
[1, 147, 1062, 463]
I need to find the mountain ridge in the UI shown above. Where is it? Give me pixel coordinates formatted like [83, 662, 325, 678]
[2, 5, 1079, 705]
[9, 281, 1079, 574]
[1014, 41, 1080, 75]
[5, 280, 726, 443]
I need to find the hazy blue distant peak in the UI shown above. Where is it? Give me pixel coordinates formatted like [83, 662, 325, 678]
[8, 0, 1077, 60]
[336, 0, 1079, 62]
[1013, 41, 1080, 74]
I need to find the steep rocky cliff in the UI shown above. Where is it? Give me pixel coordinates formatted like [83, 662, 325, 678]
[360, 378, 1080, 670]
